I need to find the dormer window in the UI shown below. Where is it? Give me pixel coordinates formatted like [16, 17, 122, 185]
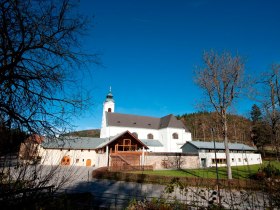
[147, 133, 153, 139]
[108, 108, 112, 112]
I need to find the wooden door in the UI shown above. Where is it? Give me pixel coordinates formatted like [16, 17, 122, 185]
[61, 156, 70, 165]
[86, 159, 91, 166]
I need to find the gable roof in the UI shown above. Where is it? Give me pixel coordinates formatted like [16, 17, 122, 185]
[140, 139, 164, 147]
[96, 130, 149, 149]
[182, 141, 257, 151]
[106, 112, 188, 131]
[159, 114, 186, 129]
[41, 136, 106, 149]
[41, 131, 149, 150]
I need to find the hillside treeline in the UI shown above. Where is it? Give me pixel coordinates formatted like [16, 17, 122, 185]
[177, 105, 279, 159]
[65, 129, 100, 138]
[177, 112, 252, 145]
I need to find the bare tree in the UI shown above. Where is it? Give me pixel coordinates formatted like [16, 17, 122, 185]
[0, 0, 97, 140]
[0, 0, 97, 207]
[194, 50, 245, 179]
[261, 65, 280, 160]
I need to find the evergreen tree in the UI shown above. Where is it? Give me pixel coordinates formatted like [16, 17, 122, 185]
[250, 104, 262, 124]
[250, 104, 269, 156]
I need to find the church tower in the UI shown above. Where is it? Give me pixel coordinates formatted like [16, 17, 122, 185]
[100, 87, 115, 138]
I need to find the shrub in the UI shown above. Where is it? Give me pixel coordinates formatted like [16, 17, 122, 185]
[262, 162, 280, 178]
[250, 162, 280, 180]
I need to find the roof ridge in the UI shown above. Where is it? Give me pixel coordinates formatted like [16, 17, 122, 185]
[110, 112, 161, 119]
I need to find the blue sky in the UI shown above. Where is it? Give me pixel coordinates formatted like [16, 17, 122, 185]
[73, 0, 280, 130]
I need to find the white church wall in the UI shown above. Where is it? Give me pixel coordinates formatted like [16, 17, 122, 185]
[163, 127, 191, 152]
[100, 126, 110, 138]
[146, 146, 165, 152]
[158, 128, 169, 152]
[100, 99, 115, 138]
[102, 126, 161, 140]
[183, 132, 192, 142]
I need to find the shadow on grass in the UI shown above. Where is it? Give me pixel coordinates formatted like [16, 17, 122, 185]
[179, 167, 228, 179]
[178, 169, 201, 178]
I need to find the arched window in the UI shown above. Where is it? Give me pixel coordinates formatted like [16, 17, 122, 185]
[147, 133, 154, 139]
[132, 132, 138, 138]
[108, 108, 112, 112]
[61, 156, 70, 165]
[172, 133, 179, 139]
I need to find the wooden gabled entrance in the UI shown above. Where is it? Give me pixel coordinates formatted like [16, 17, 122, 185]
[97, 131, 150, 171]
[110, 138, 142, 170]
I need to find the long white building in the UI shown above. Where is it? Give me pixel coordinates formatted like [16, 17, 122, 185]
[181, 141, 262, 167]
[36, 88, 262, 169]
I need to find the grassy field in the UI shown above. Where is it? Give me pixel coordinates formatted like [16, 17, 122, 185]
[131, 161, 280, 179]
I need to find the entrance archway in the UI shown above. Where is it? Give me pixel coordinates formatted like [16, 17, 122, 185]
[61, 156, 70, 165]
[86, 159, 91, 166]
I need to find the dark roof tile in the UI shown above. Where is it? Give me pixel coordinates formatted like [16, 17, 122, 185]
[106, 112, 188, 131]
[182, 141, 257, 151]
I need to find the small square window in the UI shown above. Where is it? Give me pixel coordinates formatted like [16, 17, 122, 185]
[76, 159, 79, 163]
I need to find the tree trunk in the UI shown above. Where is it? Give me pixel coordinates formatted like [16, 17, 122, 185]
[223, 112, 232, 179]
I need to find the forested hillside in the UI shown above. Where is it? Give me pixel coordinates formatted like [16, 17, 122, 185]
[177, 112, 253, 145]
[65, 129, 100, 138]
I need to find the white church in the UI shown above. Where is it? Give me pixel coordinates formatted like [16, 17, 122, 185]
[100, 88, 192, 152]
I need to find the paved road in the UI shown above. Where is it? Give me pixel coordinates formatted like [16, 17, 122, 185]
[6, 165, 270, 209]
[57, 166, 168, 208]
[60, 167, 269, 209]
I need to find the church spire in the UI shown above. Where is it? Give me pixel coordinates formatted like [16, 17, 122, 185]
[101, 87, 115, 137]
[105, 86, 114, 102]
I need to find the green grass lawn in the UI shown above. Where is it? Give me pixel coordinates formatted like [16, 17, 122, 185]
[131, 161, 280, 179]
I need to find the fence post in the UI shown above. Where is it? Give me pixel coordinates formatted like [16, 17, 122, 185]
[115, 193, 117, 208]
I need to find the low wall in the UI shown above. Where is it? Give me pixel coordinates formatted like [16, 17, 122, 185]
[145, 152, 199, 170]
[109, 165, 153, 172]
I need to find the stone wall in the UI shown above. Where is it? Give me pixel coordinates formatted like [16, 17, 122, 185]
[145, 153, 199, 170]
